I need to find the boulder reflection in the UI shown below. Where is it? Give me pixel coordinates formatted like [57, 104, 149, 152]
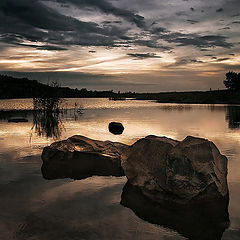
[41, 158, 230, 240]
[121, 181, 229, 240]
[41, 153, 124, 180]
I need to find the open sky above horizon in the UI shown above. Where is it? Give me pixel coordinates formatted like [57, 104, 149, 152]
[0, 0, 239, 92]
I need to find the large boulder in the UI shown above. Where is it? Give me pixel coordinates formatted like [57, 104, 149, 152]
[41, 135, 129, 180]
[122, 135, 228, 204]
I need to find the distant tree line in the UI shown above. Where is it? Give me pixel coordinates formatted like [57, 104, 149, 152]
[1, 73, 240, 103]
[0, 75, 121, 99]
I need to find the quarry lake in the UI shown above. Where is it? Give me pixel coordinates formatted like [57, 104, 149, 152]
[0, 98, 240, 240]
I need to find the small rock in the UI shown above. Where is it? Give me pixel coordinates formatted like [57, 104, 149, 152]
[108, 122, 124, 135]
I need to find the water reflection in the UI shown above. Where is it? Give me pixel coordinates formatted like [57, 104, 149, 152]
[121, 181, 230, 240]
[1, 99, 240, 240]
[32, 110, 63, 139]
[226, 106, 240, 129]
[0, 108, 84, 140]
[0, 110, 31, 120]
[41, 150, 124, 180]
[41, 147, 230, 240]
[1, 104, 240, 134]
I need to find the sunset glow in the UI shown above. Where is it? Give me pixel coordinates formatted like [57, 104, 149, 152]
[0, 0, 239, 91]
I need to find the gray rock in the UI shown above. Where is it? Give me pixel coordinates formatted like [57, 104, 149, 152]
[41, 135, 129, 180]
[122, 135, 228, 204]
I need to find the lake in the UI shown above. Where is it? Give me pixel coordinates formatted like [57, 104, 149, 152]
[0, 98, 240, 240]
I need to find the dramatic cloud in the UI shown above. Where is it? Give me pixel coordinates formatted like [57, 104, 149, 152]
[171, 58, 204, 67]
[154, 32, 233, 49]
[0, 0, 130, 49]
[0, 0, 239, 91]
[53, 0, 146, 28]
[186, 19, 199, 24]
[216, 8, 224, 12]
[216, 57, 231, 62]
[127, 53, 162, 59]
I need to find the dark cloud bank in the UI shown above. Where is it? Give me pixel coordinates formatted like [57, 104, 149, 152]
[0, 0, 235, 51]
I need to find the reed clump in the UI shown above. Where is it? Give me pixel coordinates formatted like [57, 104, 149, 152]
[32, 82, 63, 139]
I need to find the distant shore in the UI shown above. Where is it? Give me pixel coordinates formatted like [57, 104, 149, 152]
[133, 90, 240, 104]
[1, 90, 240, 105]
[1, 74, 240, 104]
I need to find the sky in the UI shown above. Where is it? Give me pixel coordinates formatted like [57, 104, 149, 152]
[0, 0, 239, 92]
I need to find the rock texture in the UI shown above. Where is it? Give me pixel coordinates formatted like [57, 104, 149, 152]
[108, 122, 124, 135]
[42, 134, 228, 204]
[41, 135, 129, 180]
[122, 135, 228, 204]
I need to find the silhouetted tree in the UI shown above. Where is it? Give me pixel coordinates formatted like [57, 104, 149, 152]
[0, 75, 119, 99]
[224, 71, 240, 91]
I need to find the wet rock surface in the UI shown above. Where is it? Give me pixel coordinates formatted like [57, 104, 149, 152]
[41, 135, 129, 180]
[42, 134, 228, 204]
[122, 135, 228, 204]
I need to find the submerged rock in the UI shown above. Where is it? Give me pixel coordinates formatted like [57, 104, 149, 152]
[122, 135, 228, 204]
[121, 181, 229, 240]
[41, 135, 129, 180]
[8, 118, 28, 123]
[108, 122, 124, 135]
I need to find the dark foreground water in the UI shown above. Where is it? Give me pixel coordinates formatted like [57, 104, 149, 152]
[0, 98, 240, 240]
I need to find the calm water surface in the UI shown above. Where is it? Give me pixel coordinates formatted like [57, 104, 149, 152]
[0, 98, 240, 240]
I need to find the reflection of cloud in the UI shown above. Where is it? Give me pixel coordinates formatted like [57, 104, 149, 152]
[14, 176, 182, 240]
[37, 177, 126, 208]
